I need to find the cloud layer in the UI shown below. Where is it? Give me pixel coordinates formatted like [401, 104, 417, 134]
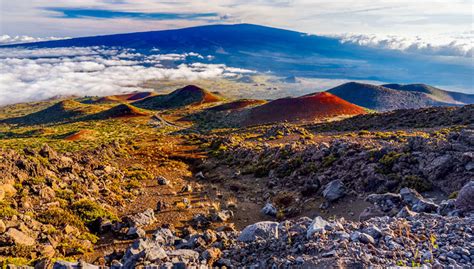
[336, 33, 473, 58]
[0, 47, 254, 105]
[0, 35, 68, 45]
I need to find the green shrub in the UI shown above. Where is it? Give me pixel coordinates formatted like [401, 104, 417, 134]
[322, 154, 338, 167]
[71, 199, 117, 224]
[448, 191, 458, 199]
[401, 175, 433, 192]
[37, 207, 84, 229]
[0, 202, 18, 219]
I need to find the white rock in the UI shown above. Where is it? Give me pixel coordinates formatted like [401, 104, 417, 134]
[238, 221, 279, 242]
[306, 216, 331, 238]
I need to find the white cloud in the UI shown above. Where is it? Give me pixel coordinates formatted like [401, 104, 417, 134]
[335, 33, 473, 58]
[0, 35, 68, 45]
[0, 47, 255, 105]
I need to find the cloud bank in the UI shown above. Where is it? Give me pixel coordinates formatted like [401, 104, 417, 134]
[0, 47, 254, 106]
[336, 33, 473, 58]
[0, 35, 68, 45]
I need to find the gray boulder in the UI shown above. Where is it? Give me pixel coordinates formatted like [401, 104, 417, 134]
[455, 181, 474, 214]
[306, 216, 331, 238]
[399, 188, 438, 213]
[166, 249, 199, 262]
[365, 193, 402, 213]
[322, 180, 346, 202]
[53, 261, 99, 269]
[127, 208, 156, 227]
[238, 221, 279, 242]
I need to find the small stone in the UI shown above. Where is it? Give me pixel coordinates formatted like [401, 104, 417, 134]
[157, 176, 169, 186]
[202, 247, 222, 266]
[195, 171, 205, 179]
[306, 216, 330, 238]
[238, 221, 279, 242]
[4, 228, 35, 246]
[358, 233, 375, 245]
[321, 250, 336, 257]
[397, 206, 418, 218]
[180, 185, 193, 193]
[0, 220, 5, 233]
[322, 180, 346, 202]
[261, 203, 277, 217]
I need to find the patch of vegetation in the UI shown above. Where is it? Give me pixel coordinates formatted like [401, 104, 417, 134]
[37, 207, 85, 229]
[448, 191, 458, 199]
[71, 199, 117, 225]
[0, 201, 18, 219]
[401, 175, 433, 192]
[322, 154, 338, 167]
[377, 151, 404, 174]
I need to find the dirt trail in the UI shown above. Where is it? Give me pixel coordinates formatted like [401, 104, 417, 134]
[86, 135, 213, 262]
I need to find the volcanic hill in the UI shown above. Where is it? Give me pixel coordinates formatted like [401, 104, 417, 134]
[244, 92, 366, 126]
[2, 100, 105, 125]
[133, 85, 222, 110]
[382, 83, 474, 105]
[327, 82, 454, 111]
[91, 104, 150, 119]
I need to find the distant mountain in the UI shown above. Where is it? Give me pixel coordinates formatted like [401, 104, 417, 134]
[326, 82, 471, 111]
[244, 92, 366, 125]
[5, 24, 473, 90]
[382, 84, 474, 105]
[133, 85, 222, 110]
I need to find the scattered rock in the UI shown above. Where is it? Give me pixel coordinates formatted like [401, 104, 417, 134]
[306, 216, 330, 238]
[157, 176, 169, 185]
[238, 221, 279, 242]
[202, 247, 222, 266]
[322, 180, 345, 202]
[400, 188, 438, 213]
[261, 203, 278, 216]
[4, 228, 35, 246]
[195, 171, 205, 179]
[455, 181, 474, 214]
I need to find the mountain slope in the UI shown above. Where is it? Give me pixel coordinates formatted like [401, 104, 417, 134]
[91, 104, 150, 119]
[133, 85, 222, 110]
[327, 82, 453, 111]
[382, 83, 474, 105]
[2, 100, 105, 125]
[244, 92, 366, 125]
[5, 24, 473, 90]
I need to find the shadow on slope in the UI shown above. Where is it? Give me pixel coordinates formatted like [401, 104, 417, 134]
[308, 105, 474, 132]
[1, 100, 106, 125]
[133, 85, 222, 110]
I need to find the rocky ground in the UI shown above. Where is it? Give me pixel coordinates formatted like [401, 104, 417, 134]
[0, 101, 473, 268]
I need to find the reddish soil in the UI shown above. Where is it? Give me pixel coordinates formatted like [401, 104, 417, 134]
[244, 92, 366, 125]
[178, 85, 222, 104]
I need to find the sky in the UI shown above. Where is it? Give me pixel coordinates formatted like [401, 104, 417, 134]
[1, 0, 472, 43]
